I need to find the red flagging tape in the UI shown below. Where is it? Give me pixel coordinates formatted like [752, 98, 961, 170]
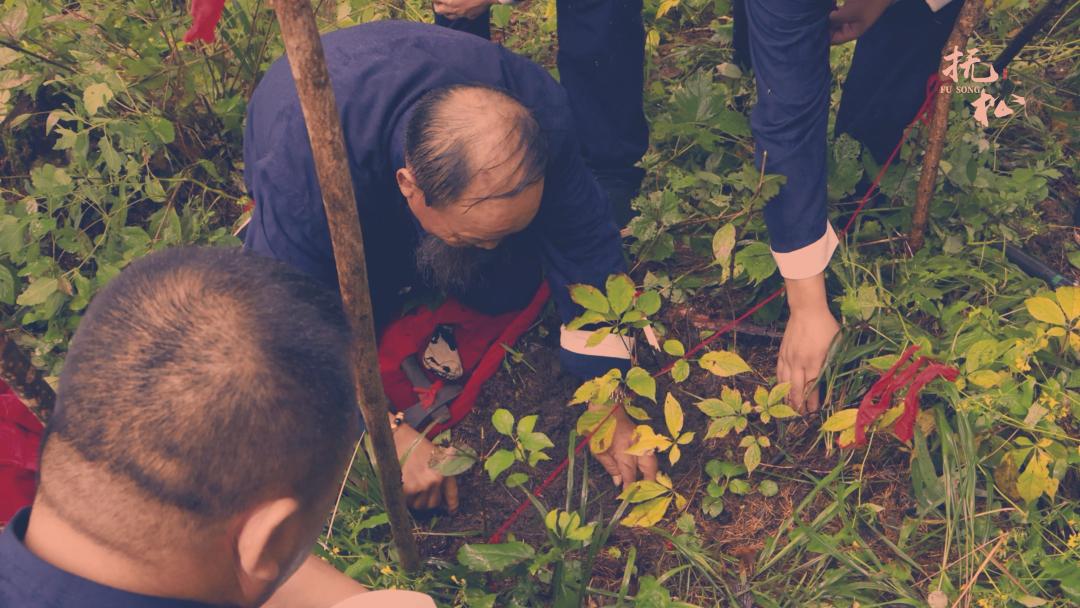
[488, 74, 944, 544]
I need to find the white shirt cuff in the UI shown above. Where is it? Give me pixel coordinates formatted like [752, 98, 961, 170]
[770, 222, 840, 280]
[329, 590, 436, 608]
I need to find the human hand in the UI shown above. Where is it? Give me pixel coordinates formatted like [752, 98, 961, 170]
[589, 398, 659, 490]
[393, 420, 460, 511]
[433, 0, 495, 21]
[828, 0, 893, 45]
[778, 273, 840, 414]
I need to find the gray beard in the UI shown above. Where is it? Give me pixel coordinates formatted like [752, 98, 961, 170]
[414, 234, 507, 296]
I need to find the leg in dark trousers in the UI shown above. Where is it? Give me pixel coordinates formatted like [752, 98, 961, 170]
[555, 0, 649, 225]
[435, 0, 649, 225]
[835, 0, 962, 162]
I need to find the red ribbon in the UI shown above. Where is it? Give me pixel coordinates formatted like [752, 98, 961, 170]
[413, 379, 445, 409]
[851, 345, 958, 446]
[183, 0, 226, 44]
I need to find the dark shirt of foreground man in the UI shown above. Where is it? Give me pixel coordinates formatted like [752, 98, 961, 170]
[0, 247, 431, 608]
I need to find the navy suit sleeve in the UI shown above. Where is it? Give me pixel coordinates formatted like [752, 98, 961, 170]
[537, 132, 633, 380]
[745, 0, 838, 279]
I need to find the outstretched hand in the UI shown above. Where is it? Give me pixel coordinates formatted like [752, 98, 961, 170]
[828, 0, 893, 45]
[778, 273, 841, 414]
[589, 399, 659, 490]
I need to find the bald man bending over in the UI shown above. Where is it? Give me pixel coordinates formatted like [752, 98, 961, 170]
[243, 21, 659, 511]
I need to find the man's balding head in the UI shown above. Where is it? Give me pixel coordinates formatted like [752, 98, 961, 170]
[38, 247, 360, 549]
[398, 85, 547, 247]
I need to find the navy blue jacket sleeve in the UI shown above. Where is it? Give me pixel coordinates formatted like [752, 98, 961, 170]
[746, 0, 839, 279]
[537, 131, 633, 380]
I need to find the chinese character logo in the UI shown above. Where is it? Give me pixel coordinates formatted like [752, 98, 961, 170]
[940, 46, 1026, 128]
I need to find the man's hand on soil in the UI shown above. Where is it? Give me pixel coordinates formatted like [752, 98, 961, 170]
[590, 401, 659, 490]
[394, 421, 460, 512]
[433, 0, 496, 20]
[778, 273, 841, 414]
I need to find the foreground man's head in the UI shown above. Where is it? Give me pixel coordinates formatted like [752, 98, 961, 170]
[26, 247, 361, 607]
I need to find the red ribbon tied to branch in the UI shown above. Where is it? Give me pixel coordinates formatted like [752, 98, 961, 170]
[851, 345, 958, 446]
[183, 0, 226, 44]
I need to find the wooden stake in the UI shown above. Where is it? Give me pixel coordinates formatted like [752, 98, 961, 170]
[0, 331, 55, 425]
[270, 0, 420, 572]
[909, 0, 985, 252]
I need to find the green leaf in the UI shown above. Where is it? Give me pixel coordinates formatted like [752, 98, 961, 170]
[16, 278, 58, 306]
[663, 339, 685, 356]
[83, 82, 113, 116]
[768, 404, 799, 419]
[570, 284, 609, 313]
[1024, 296, 1065, 326]
[699, 350, 752, 377]
[625, 366, 656, 402]
[635, 290, 661, 316]
[429, 446, 476, 477]
[0, 266, 14, 305]
[519, 431, 554, 453]
[505, 472, 529, 488]
[457, 542, 535, 572]
[516, 414, 537, 435]
[821, 408, 858, 432]
[664, 393, 683, 437]
[1016, 451, 1057, 502]
[734, 242, 777, 285]
[589, 415, 617, 453]
[712, 223, 735, 266]
[492, 408, 515, 436]
[585, 326, 612, 348]
[758, 480, 779, 497]
[484, 449, 516, 481]
[624, 404, 650, 420]
[743, 443, 762, 474]
[606, 274, 635, 315]
[670, 359, 690, 383]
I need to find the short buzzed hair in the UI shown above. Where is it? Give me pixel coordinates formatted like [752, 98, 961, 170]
[39, 247, 360, 521]
[404, 84, 549, 208]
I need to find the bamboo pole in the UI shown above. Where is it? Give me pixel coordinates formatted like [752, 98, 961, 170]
[270, 0, 420, 572]
[0, 331, 55, 425]
[909, 0, 985, 252]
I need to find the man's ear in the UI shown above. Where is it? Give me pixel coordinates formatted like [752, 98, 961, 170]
[234, 496, 305, 596]
[396, 167, 424, 208]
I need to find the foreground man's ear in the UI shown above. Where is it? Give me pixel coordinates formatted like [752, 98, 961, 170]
[235, 496, 305, 597]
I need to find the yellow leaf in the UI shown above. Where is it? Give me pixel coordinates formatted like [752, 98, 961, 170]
[618, 479, 669, 503]
[589, 416, 617, 453]
[968, 369, 1003, 388]
[626, 425, 672, 455]
[622, 496, 671, 527]
[1025, 296, 1066, 326]
[656, 472, 673, 489]
[837, 426, 856, 448]
[645, 29, 660, 50]
[664, 393, 683, 437]
[1055, 286, 1080, 321]
[821, 408, 858, 432]
[669, 444, 681, 465]
[656, 0, 680, 19]
[699, 350, 752, 377]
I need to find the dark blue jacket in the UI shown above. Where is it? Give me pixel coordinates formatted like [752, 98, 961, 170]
[243, 21, 631, 378]
[0, 508, 211, 608]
